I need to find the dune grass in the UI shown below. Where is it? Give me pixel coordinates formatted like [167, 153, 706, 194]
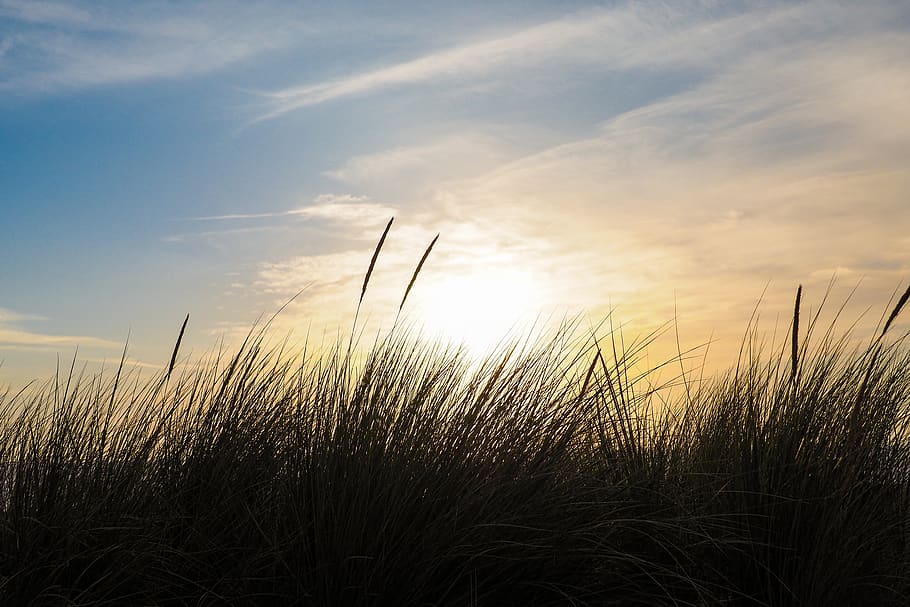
[2, 246, 910, 605]
[0, 300, 908, 606]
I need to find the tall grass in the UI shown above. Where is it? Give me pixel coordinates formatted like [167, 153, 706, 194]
[1, 287, 909, 605]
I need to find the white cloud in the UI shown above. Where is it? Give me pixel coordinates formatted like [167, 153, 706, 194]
[0, 1, 299, 92]
[186, 194, 395, 226]
[291, 195, 396, 224]
[0, 308, 43, 323]
[0, 0, 92, 27]
[253, 6, 626, 120]
[413, 31, 910, 352]
[163, 225, 281, 244]
[257, 250, 368, 296]
[0, 307, 117, 349]
[325, 135, 517, 193]
[275, 10, 909, 364]
[253, 1, 907, 121]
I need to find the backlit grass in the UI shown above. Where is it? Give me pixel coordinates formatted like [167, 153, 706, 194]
[2, 229, 909, 605]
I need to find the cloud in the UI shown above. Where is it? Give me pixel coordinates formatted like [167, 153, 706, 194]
[272, 5, 909, 364]
[0, 1, 298, 93]
[185, 194, 396, 225]
[0, 308, 43, 323]
[325, 136, 517, 194]
[257, 250, 369, 296]
[248, 213, 621, 346]
[163, 225, 280, 244]
[296, 194, 396, 223]
[77, 355, 163, 371]
[0, 307, 118, 349]
[421, 31, 910, 348]
[252, 0, 906, 122]
[0, 0, 92, 27]
[168, 195, 398, 255]
[253, 6, 624, 120]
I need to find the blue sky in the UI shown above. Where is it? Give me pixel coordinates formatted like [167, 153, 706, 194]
[2, 0, 910, 384]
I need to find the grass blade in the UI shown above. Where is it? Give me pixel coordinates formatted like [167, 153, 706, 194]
[166, 314, 190, 381]
[360, 217, 394, 309]
[399, 233, 439, 312]
[792, 284, 802, 388]
[880, 283, 910, 340]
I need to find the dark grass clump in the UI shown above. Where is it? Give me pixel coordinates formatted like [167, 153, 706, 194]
[0, 289, 909, 606]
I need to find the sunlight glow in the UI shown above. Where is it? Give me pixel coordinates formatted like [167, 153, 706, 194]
[412, 267, 544, 355]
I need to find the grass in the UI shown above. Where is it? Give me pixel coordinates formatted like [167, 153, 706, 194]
[2, 267, 910, 604]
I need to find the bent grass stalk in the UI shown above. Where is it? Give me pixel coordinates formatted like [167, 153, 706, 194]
[0, 229, 909, 605]
[399, 233, 439, 314]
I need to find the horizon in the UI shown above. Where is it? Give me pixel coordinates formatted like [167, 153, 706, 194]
[2, 0, 910, 386]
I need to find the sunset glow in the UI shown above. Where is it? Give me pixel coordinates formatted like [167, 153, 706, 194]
[0, 1, 908, 384]
[3, 3, 910, 601]
[412, 267, 544, 355]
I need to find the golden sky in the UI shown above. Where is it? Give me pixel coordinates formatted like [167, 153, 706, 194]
[1, 1, 909, 384]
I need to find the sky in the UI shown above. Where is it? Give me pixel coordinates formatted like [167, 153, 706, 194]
[2, 0, 909, 385]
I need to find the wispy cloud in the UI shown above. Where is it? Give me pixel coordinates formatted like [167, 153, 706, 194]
[0, 308, 43, 323]
[78, 355, 163, 371]
[169, 195, 396, 245]
[259, 2, 908, 362]
[298, 194, 397, 223]
[325, 136, 517, 196]
[0, 307, 117, 349]
[190, 194, 395, 223]
[163, 225, 281, 244]
[0, 1, 298, 93]
[253, 6, 624, 120]
[252, 1, 904, 122]
[0, 0, 92, 27]
[250, 216, 600, 345]
[6, 0, 907, 376]
[413, 28, 910, 348]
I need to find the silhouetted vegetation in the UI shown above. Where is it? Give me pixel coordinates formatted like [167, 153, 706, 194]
[3, 227, 910, 606]
[1, 290, 908, 606]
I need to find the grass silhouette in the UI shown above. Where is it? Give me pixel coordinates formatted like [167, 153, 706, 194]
[1, 234, 909, 605]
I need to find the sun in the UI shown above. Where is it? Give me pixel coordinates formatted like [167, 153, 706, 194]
[410, 266, 544, 355]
